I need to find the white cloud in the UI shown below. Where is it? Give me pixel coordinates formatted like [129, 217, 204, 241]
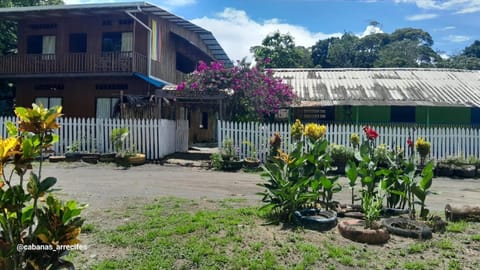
[446, 35, 471, 42]
[394, 0, 480, 13]
[191, 8, 342, 62]
[405, 13, 438, 20]
[434, 26, 456, 31]
[358, 25, 384, 37]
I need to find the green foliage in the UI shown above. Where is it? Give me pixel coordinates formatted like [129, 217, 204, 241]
[362, 189, 383, 229]
[251, 31, 313, 68]
[110, 127, 129, 153]
[0, 103, 85, 269]
[259, 121, 340, 223]
[446, 221, 468, 233]
[210, 152, 223, 170]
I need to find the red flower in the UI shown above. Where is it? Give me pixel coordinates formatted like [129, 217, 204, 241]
[363, 126, 379, 140]
[407, 137, 413, 148]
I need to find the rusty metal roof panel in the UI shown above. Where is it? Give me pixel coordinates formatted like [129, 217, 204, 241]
[273, 68, 480, 107]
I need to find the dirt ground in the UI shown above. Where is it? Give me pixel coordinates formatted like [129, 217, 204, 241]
[46, 162, 480, 213]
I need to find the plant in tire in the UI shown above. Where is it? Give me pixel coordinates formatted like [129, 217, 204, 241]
[0, 104, 86, 269]
[259, 121, 341, 223]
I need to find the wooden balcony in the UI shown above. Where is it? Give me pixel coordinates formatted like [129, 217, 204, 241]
[0, 52, 148, 77]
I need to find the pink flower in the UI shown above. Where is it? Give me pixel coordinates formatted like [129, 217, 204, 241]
[264, 57, 271, 64]
[176, 82, 186, 91]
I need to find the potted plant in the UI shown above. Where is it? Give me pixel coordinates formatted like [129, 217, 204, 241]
[65, 140, 82, 162]
[243, 140, 260, 168]
[259, 120, 339, 231]
[111, 128, 145, 166]
[220, 138, 243, 171]
[338, 126, 390, 244]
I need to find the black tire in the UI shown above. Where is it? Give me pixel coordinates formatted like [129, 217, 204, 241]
[382, 217, 432, 239]
[294, 209, 337, 231]
[381, 208, 410, 217]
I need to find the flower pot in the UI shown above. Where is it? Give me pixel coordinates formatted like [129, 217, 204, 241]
[294, 209, 337, 231]
[128, 153, 146, 166]
[382, 217, 432, 239]
[222, 160, 243, 171]
[243, 158, 261, 169]
[338, 219, 390, 245]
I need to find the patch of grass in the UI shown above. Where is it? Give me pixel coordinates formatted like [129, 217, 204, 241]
[448, 259, 462, 270]
[82, 223, 96, 233]
[324, 242, 355, 266]
[74, 196, 479, 270]
[471, 234, 480, 241]
[407, 242, 428, 254]
[446, 220, 468, 233]
[435, 239, 455, 250]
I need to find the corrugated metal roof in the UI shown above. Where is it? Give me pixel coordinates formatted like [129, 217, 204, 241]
[273, 68, 480, 107]
[0, 1, 232, 67]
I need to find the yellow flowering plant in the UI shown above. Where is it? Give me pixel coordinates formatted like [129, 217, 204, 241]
[0, 104, 86, 269]
[259, 120, 341, 223]
[415, 137, 431, 165]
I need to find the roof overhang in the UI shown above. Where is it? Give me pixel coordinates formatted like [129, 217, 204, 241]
[0, 2, 232, 67]
[134, 72, 170, 88]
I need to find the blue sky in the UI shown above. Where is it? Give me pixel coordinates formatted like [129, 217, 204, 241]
[64, 0, 480, 62]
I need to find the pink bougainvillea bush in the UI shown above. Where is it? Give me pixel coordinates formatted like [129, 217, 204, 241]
[177, 59, 296, 122]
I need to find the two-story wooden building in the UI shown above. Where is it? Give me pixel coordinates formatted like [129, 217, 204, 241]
[0, 2, 231, 119]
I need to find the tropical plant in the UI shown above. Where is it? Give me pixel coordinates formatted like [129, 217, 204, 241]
[177, 60, 296, 122]
[210, 152, 223, 170]
[220, 138, 239, 161]
[242, 140, 258, 161]
[259, 121, 341, 223]
[0, 104, 85, 269]
[415, 137, 431, 165]
[412, 161, 435, 219]
[110, 127, 129, 153]
[362, 189, 384, 229]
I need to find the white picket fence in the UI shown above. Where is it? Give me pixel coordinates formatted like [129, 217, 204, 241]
[218, 120, 480, 162]
[0, 117, 189, 160]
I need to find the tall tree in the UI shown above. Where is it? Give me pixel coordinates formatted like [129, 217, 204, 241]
[311, 37, 338, 68]
[462, 40, 480, 58]
[390, 27, 433, 47]
[251, 31, 312, 68]
[326, 33, 359, 68]
[353, 33, 390, 68]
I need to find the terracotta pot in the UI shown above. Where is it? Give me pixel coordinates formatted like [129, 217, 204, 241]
[338, 219, 390, 245]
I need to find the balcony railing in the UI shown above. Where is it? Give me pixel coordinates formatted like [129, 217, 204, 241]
[0, 52, 147, 75]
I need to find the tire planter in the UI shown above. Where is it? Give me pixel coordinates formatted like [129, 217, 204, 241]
[335, 204, 364, 219]
[81, 154, 99, 164]
[338, 219, 390, 245]
[128, 153, 146, 166]
[99, 153, 116, 163]
[381, 208, 410, 217]
[382, 217, 432, 239]
[243, 158, 261, 169]
[294, 209, 337, 231]
[65, 152, 82, 162]
[222, 160, 243, 171]
[49, 155, 66, 163]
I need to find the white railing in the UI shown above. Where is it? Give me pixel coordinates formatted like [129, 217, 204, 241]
[218, 120, 480, 162]
[0, 117, 189, 160]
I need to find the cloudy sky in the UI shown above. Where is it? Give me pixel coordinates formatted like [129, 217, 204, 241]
[64, 0, 480, 62]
